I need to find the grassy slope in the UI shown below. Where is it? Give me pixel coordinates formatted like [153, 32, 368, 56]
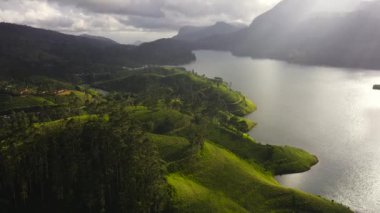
[0, 77, 83, 112]
[0, 95, 55, 112]
[207, 125, 318, 175]
[32, 114, 103, 129]
[167, 173, 249, 213]
[237, 116, 257, 130]
[170, 142, 350, 213]
[140, 111, 348, 212]
[0, 90, 90, 113]
[147, 133, 191, 162]
[127, 106, 192, 135]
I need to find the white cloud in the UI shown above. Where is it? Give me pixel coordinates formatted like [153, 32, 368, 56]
[0, 0, 76, 30]
[163, 0, 281, 23]
[0, 0, 282, 43]
[46, 0, 166, 17]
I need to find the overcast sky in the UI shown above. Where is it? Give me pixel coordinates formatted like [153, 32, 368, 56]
[0, 0, 282, 44]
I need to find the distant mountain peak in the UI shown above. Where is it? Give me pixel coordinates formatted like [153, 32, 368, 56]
[213, 21, 232, 27]
[80, 34, 118, 44]
[174, 21, 246, 42]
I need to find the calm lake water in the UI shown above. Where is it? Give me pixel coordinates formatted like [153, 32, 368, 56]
[184, 50, 380, 212]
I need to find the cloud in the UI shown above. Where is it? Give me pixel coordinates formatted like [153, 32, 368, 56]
[2, 0, 376, 44]
[163, 0, 280, 21]
[117, 0, 282, 30]
[0, 0, 68, 28]
[46, 0, 166, 18]
[0, 0, 134, 31]
[0, 0, 282, 43]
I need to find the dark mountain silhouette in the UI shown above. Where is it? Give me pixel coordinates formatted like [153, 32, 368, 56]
[132, 38, 195, 65]
[173, 21, 245, 42]
[228, 0, 380, 69]
[80, 34, 119, 44]
[0, 23, 195, 79]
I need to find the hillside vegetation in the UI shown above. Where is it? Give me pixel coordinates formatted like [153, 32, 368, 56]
[0, 67, 351, 212]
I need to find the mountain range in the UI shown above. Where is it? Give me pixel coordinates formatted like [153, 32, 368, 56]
[228, 0, 380, 69]
[1, 0, 380, 79]
[172, 0, 380, 70]
[173, 22, 246, 42]
[0, 23, 195, 79]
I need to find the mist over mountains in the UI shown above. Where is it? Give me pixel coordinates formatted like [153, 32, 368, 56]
[173, 22, 246, 42]
[171, 0, 380, 70]
[229, 0, 380, 69]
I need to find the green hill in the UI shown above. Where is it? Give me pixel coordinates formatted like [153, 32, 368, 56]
[167, 174, 248, 213]
[0, 67, 351, 212]
[0, 95, 55, 112]
[168, 142, 349, 212]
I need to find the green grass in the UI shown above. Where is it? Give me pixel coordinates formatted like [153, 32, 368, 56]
[237, 116, 256, 130]
[213, 83, 256, 115]
[218, 111, 257, 132]
[169, 142, 351, 213]
[206, 125, 318, 175]
[53, 90, 92, 105]
[0, 95, 55, 112]
[32, 114, 100, 129]
[265, 146, 319, 175]
[167, 173, 249, 213]
[125, 105, 150, 114]
[69, 90, 88, 100]
[127, 107, 192, 134]
[147, 133, 191, 162]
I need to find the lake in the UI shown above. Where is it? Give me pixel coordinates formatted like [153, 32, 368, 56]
[184, 50, 380, 212]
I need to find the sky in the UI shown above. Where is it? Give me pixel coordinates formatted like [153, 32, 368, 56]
[0, 0, 282, 44]
[0, 0, 376, 44]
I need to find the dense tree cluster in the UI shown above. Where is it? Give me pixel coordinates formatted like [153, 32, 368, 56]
[0, 113, 170, 213]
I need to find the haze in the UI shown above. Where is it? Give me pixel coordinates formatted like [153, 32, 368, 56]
[0, 0, 377, 44]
